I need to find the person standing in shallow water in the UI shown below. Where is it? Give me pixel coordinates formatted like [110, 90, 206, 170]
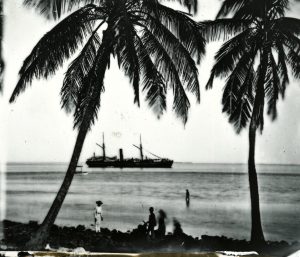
[94, 201, 103, 233]
[186, 189, 190, 207]
[146, 207, 156, 239]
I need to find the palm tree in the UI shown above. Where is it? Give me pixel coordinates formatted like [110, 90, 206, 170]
[9, 0, 205, 249]
[203, 0, 300, 245]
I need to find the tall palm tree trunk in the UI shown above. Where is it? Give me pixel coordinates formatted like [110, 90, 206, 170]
[25, 114, 91, 249]
[25, 27, 113, 249]
[248, 116, 265, 245]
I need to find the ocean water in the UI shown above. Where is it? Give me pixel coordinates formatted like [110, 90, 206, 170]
[3, 162, 300, 242]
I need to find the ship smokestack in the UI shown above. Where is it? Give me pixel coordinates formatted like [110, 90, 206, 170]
[119, 148, 124, 163]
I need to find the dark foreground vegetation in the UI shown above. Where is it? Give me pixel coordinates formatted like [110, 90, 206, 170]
[1, 220, 299, 257]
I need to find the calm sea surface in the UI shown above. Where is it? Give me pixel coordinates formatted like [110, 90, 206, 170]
[3, 162, 300, 242]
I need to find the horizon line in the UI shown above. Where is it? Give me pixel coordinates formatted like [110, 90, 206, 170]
[3, 161, 300, 166]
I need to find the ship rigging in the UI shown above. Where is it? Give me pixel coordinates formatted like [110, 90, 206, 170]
[86, 134, 173, 168]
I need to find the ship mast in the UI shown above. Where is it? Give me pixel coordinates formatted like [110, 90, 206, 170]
[102, 133, 106, 160]
[139, 134, 144, 160]
[133, 134, 144, 160]
[96, 132, 106, 160]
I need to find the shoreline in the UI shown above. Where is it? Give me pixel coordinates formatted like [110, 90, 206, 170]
[1, 220, 299, 256]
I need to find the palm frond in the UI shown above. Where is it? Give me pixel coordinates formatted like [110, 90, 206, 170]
[141, 15, 200, 102]
[281, 32, 300, 79]
[73, 68, 103, 130]
[160, 0, 198, 13]
[212, 0, 295, 134]
[217, 0, 289, 19]
[228, 88, 253, 133]
[73, 31, 113, 130]
[231, 0, 288, 19]
[274, 42, 289, 98]
[268, 0, 289, 19]
[134, 35, 166, 116]
[265, 49, 280, 120]
[216, 0, 248, 18]
[274, 17, 300, 36]
[142, 2, 205, 63]
[233, 0, 265, 19]
[251, 55, 267, 132]
[10, 5, 98, 103]
[141, 28, 190, 123]
[286, 47, 300, 79]
[23, 0, 105, 20]
[201, 19, 251, 42]
[205, 29, 257, 89]
[282, 31, 300, 51]
[114, 7, 140, 106]
[144, 82, 166, 117]
[214, 29, 253, 77]
[61, 33, 101, 113]
[222, 48, 257, 132]
[222, 54, 255, 114]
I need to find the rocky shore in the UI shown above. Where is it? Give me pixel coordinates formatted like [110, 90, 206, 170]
[1, 220, 299, 256]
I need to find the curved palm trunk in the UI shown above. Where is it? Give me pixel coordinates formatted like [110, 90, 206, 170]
[25, 27, 114, 250]
[248, 116, 265, 245]
[25, 115, 90, 249]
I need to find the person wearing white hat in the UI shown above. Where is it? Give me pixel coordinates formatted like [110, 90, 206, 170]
[94, 201, 103, 233]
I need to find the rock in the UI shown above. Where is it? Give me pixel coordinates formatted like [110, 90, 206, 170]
[280, 240, 289, 246]
[0, 244, 7, 250]
[57, 247, 70, 252]
[76, 225, 85, 232]
[73, 247, 87, 254]
[17, 252, 34, 257]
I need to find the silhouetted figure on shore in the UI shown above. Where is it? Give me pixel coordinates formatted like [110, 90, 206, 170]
[156, 209, 167, 238]
[173, 218, 183, 236]
[146, 207, 156, 239]
[186, 189, 190, 207]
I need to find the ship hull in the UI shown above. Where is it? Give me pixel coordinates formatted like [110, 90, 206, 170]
[86, 159, 173, 168]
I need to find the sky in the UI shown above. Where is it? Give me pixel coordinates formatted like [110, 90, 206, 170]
[1, 0, 300, 164]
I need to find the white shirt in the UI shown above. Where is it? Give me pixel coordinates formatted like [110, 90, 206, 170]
[95, 206, 102, 219]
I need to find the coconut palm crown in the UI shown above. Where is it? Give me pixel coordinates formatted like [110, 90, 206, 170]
[205, 0, 300, 132]
[9, 0, 205, 248]
[203, 0, 300, 244]
[10, 0, 205, 125]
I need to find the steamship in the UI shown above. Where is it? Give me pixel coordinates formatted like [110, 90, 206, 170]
[86, 134, 173, 168]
